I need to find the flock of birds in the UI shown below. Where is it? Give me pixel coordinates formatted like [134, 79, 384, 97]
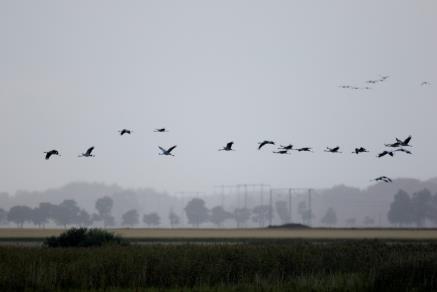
[43, 75, 429, 185]
[43, 126, 413, 184]
[338, 75, 431, 90]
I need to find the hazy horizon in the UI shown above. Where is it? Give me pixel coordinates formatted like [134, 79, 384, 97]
[1, 1, 436, 195]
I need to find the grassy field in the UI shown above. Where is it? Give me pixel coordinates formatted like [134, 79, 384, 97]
[0, 240, 436, 291]
[0, 227, 437, 240]
[0, 228, 436, 290]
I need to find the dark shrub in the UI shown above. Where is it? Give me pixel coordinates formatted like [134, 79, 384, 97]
[43, 228, 128, 247]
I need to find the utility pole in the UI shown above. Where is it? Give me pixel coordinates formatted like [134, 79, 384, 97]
[288, 188, 292, 223]
[269, 188, 273, 226]
[244, 184, 248, 209]
[308, 189, 312, 226]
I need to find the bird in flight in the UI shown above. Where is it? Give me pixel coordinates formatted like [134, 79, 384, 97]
[372, 176, 392, 183]
[258, 140, 275, 150]
[273, 150, 290, 155]
[44, 150, 61, 160]
[294, 147, 313, 152]
[395, 135, 412, 147]
[384, 142, 402, 148]
[279, 144, 293, 150]
[421, 81, 431, 86]
[325, 146, 342, 153]
[79, 147, 95, 158]
[377, 150, 394, 158]
[154, 128, 168, 133]
[394, 148, 412, 155]
[119, 129, 132, 136]
[352, 147, 369, 154]
[219, 142, 235, 151]
[158, 145, 177, 156]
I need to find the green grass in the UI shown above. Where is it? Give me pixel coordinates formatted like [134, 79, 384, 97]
[0, 240, 436, 291]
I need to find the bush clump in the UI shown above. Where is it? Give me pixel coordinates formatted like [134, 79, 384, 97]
[43, 228, 128, 248]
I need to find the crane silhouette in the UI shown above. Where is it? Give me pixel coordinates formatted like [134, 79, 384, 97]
[119, 129, 132, 136]
[395, 148, 412, 155]
[325, 146, 342, 153]
[372, 176, 392, 183]
[273, 150, 290, 155]
[79, 147, 95, 158]
[279, 144, 293, 150]
[154, 128, 168, 133]
[219, 142, 234, 151]
[377, 150, 394, 158]
[395, 135, 412, 147]
[352, 147, 369, 154]
[159, 145, 177, 156]
[294, 147, 313, 152]
[258, 140, 275, 150]
[44, 150, 60, 160]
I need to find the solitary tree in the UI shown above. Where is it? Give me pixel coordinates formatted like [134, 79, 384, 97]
[321, 207, 337, 227]
[168, 210, 180, 228]
[387, 189, 412, 227]
[209, 206, 232, 227]
[233, 208, 251, 228]
[122, 209, 139, 227]
[184, 198, 209, 227]
[143, 213, 161, 227]
[95, 196, 115, 227]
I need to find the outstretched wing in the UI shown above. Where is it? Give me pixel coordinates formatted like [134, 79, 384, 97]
[167, 145, 177, 153]
[158, 146, 166, 153]
[86, 147, 94, 156]
[227, 142, 234, 149]
[403, 135, 411, 145]
[258, 141, 266, 150]
[332, 146, 339, 152]
[45, 152, 52, 160]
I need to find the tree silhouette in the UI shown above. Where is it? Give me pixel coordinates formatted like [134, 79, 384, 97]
[77, 209, 93, 227]
[411, 189, 432, 227]
[321, 207, 337, 227]
[209, 206, 232, 227]
[122, 209, 139, 227]
[52, 200, 81, 228]
[252, 205, 272, 227]
[0, 208, 8, 225]
[169, 210, 180, 228]
[7, 206, 33, 228]
[388, 189, 412, 227]
[275, 200, 291, 224]
[95, 196, 115, 227]
[31, 206, 50, 228]
[143, 213, 160, 227]
[233, 208, 251, 228]
[184, 198, 209, 227]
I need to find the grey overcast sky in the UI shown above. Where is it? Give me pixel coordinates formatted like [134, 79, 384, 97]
[1, 0, 436, 195]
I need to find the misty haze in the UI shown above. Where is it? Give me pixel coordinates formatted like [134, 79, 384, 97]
[1, 1, 436, 291]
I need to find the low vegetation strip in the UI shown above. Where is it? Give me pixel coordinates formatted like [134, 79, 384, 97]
[1, 228, 437, 240]
[0, 241, 436, 291]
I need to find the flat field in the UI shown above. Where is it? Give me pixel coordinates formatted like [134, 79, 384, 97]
[0, 227, 436, 240]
